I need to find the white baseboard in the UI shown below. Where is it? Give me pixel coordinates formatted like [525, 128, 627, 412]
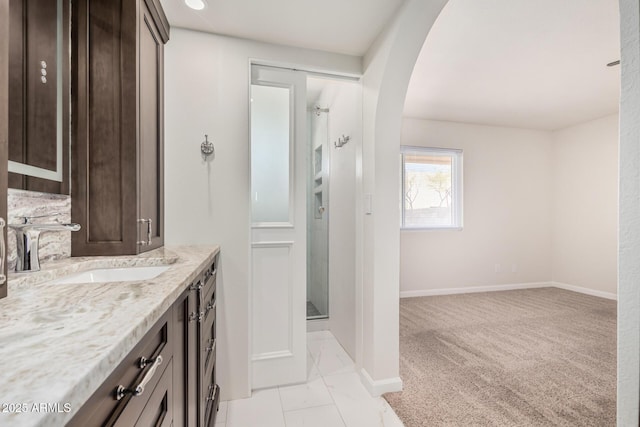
[400, 282, 551, 298]
[359, 368, 403, 397]
[306, 319, 329, 332]
[551, 281, 617, 300]
[399, 281, 618, 301]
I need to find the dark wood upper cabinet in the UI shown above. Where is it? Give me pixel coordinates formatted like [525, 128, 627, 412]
[139, 0, 165, 253]
[7, 0, 70, 195]
[71, 0, 169, 256]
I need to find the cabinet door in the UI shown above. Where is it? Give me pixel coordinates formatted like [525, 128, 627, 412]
[71, 0, 138, 256]
[71, 0, 168, 256]
[173, 288, 198, 427]
[0, 0, 9, 299]
[138, 0, 164, 252]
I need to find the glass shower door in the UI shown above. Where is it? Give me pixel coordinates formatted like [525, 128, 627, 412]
[307, 108, 329, 319]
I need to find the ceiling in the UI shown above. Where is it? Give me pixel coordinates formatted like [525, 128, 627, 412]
[160, 0, 620, 131]
[159, 0, 405, 56]
[403, 0, 621, 130]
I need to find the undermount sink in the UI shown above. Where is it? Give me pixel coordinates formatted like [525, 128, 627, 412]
[47, 265, 171, 285]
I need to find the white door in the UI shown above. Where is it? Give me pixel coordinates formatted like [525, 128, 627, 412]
[250, 65, 307, 389]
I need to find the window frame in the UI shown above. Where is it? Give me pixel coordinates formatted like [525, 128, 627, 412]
[400, 145, 464, 231]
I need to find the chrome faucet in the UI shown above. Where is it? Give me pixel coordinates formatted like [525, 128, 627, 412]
[8, 214, 81, 272]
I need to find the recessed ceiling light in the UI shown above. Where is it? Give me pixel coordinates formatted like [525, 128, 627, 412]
[185, 0, 206, 10]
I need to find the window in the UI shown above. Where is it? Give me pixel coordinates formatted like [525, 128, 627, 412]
[400, 146, 463, 229]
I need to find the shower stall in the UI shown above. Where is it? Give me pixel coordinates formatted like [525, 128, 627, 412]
[307, 105, 329, 319]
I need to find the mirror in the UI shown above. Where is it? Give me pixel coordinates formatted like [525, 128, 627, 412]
[8, 0, 69, 194]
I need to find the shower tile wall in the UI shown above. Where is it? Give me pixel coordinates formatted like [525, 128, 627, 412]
[7, 189, 72, 272]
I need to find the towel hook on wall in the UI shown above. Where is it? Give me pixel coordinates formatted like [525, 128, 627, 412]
[334, 134, 350, 149]
[201, 134, 215, 160]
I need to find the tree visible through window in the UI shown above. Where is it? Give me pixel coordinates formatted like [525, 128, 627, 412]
[400, 147, 463, 229]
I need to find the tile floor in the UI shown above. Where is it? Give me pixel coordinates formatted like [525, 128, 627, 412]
[215, 331, 405, 427]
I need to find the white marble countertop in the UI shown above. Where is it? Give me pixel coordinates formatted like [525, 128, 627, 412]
[0, 245, 220, 427]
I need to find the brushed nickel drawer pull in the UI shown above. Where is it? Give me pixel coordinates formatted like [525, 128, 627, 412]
[204, 338, 216, 368]
[206, 384, 218, 402]
[137, 218, 152, 246]
[115, 355, 163, 400]
[205, 300, 216, 316]
[197, 282, 204, 322]
[189, 311, 203, 323]
[139, 355, 161, 369]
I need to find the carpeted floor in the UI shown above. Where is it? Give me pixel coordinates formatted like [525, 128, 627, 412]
[384, 288, 616, 427]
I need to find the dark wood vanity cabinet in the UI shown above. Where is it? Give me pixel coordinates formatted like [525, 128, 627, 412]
[68, 309, 174, 427]
[69, 254, 220, 427]
[198, 258, 220, 427]
[71, 0, 169, 257]
[173, 283, 199, 427]
[174, 254, 220, 427]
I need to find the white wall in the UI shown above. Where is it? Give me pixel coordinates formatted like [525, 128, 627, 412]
[359, 0, 448, 394]
[327, 81, 361, 359]
[164, 28, 360, 401]
[618, 0, 640, 421]
[400, 119, 553, 294]
[551, 114, 618, 295]
[399, 115, 619, 298]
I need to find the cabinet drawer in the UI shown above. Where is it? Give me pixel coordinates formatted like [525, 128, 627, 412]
[68, 311, 173, 426]
[202, 260, 216, 300]
[201, 304, 216, 370]
[202, 278, 216, 326]
[201, 336, 216, 398]
[112, 358, 173, 427]
[207, 254, 218, 282]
